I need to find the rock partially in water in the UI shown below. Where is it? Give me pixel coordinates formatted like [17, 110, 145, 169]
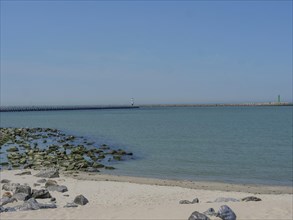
[64, 202, 78, 208]
[217, 205, 237, 220]
[188, 211, 211, 220]
[6, 146, 19, 152]
[86, 167, 100, 172]
[74, 194, 89, 205]
[32, 189, 52, 199]
[35, 169, 59, 178]
[214, 197, 239, 203]
[241, 196, 261, 202]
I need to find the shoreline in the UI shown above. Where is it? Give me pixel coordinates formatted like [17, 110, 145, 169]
[0, 169, 292, 219]
[67, 171, 293, 195]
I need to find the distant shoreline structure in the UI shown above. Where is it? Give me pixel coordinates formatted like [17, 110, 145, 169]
[0, 102, 292, 112]
[142, 102, 293, 107]
[0, 105, 139, 112]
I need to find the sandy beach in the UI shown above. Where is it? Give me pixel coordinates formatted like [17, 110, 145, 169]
[0, 169, 292, 220]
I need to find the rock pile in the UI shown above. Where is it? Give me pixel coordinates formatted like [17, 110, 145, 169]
[0, 128, 133, 172]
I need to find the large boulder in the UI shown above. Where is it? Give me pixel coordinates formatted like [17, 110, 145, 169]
[14, 185, 31, 196]
[17, 198, 40, 211]
[31, 189, 52, 199]
[188, 211, 210, 220]
[35, 169, 59, 178]
[73, 195, 89, 205]
[217, 205, 237, 220]
[15, 198, 57, 211]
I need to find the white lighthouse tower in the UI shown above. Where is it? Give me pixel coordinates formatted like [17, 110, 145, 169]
[131, 98, 134, 106]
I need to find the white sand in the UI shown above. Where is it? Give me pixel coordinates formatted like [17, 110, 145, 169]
[0, 169, 292, 219]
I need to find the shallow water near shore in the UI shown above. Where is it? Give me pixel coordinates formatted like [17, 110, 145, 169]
[0, 106, 292, 186]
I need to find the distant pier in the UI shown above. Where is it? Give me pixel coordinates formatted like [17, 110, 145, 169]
[0, 105, 139, 112]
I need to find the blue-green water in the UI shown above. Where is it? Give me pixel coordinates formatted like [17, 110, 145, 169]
[0, 107, 292, 186]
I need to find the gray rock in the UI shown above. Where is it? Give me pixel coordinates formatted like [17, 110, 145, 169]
[0, 197, 17, 206]
[217, 205, 237, 220]
[33, 183, 41, 187]
[0, 206, 5, 213]
[18, 198, 40, 211]
[188, 211, 211, 220]
[38, 202, 57, 209]
[179, 200, 192, 204]
[47, 185, 68, 193]
[0, 206, 17, 213]
[12, 193, 31, 201]
[23, 163, 33, 169]
[73, 194, 89, 205]
[50, 197, 56, 202]
[14, 185, 31, 195]
[241, 196, 261, 202]
[64, 202, 78, 208]
[45, 179, 58, 188]
[214, 197, 239, 203]
[179, 198, 199, 204]
[15, 198, 57, 211]
[37, 179, 47, 183]
[0, 179, 11, 184]
[32, 189, 52, 199]
[35, 169, 59, 178]
[203, 208, 217, 216]
[2, 183, 20, 191]
[86, 167, 100, 172]
[15, 171, 32, 176]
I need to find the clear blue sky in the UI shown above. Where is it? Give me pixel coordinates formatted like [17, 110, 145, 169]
[1, 1, 292, 105]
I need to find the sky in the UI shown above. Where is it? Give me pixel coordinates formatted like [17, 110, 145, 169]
[0, 1, 292, 106]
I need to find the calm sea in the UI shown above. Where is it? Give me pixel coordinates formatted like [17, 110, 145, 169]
[0, 107, 292, 186]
